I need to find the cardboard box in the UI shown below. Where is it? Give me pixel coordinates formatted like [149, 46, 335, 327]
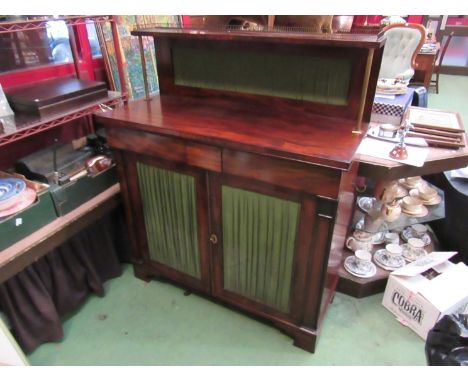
[0, 172, 57, 252]
[371, 88, 415, 125]
[382, 252, 468, 340]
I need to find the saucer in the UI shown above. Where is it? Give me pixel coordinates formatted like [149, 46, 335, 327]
[401, 204, 428, 218]
[373, 249, 406, 271]
[409, 189, 442, 206]
[0, 187, 36, 219]
[402, 244, 428, 262]
[401, 227, 431, 246]
[0, 178, 27, 210]
[344, 256, 377, 278]
[0, 178, 26, 202]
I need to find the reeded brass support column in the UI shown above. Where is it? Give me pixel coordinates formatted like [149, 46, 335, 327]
[138, 35, 151, 101]
[353, 48, 375, 134]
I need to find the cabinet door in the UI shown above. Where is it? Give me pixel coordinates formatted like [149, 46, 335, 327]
[124, 153, 211, 292]
[210, 174, 319, 322]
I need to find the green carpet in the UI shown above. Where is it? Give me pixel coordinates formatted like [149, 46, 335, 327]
[28, 264, 426, 366]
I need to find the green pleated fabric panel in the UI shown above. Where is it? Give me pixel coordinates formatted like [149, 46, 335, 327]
[172, 43, 351, 105]
[222, 186, 300, 313]
[136, 162, 201, 279]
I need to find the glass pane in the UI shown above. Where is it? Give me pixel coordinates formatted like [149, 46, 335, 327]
[0, 19, 72, 73]
[85, 22, 102, 58]
[46, 20, 73, 64]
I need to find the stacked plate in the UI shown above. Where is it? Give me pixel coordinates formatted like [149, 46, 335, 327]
[376, 78, 408, 95]
[0, 177, 36, 218]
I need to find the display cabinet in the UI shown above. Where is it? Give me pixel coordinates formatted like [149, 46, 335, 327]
[95, 24, 386, 352]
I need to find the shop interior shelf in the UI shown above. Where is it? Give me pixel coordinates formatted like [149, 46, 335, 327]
[351, 185, 445, 234]
[0, 91, 124, 148]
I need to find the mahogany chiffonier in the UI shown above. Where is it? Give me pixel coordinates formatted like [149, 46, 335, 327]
[94, 26, 385, 352]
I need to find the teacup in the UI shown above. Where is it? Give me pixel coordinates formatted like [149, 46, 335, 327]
[354, 250, 373, 273]
[385, 244, 403, 264]
[384, 232, 399, 245]
[406, 238, 427, 259]
[410, 223, 427, 239]
[346, 230, 373, 252]
[402, 196, 423, 214]
[417, 183, 438, 202]
[385, 243, 403, 258]
[381, 200, 401, 222]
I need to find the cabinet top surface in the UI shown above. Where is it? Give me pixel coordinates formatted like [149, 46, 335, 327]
[131, 26, 385, 49]
[95, 94, 365, 170]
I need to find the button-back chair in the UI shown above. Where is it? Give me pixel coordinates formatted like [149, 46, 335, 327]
[378, 23, 426, 83]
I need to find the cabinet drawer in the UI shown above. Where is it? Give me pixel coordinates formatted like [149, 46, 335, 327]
[107, 127, 221, 172]
[222, 149, 341, 198]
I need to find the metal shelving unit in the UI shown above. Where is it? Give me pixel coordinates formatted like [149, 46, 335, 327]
[0, 15, 127, 148]
[0, 15, 113, 34]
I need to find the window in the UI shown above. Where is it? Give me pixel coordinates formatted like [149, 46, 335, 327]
[85, 22, 102, 58]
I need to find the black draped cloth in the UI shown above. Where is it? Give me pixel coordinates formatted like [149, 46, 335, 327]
[0, 206, 130, 354]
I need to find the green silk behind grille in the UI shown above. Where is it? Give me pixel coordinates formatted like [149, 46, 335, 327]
[136, 163, 201, 279]
[222, 186, 300, 313]
[173, 44, 351, 105]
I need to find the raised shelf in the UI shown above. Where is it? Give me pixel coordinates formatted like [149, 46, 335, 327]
[131, 23, 386, 49]
[0, 91, 125, 149]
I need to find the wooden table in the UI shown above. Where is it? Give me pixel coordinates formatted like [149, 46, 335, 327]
[413, 43, 440, 89]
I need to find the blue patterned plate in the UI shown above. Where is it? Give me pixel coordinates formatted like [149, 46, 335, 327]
[0, 178, 26, 204]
